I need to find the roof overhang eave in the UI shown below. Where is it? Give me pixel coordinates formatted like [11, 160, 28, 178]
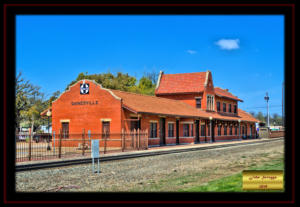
[155, 91, 204, 96]
[215, 94, 243, 102]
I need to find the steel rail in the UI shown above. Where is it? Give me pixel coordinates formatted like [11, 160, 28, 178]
[16, 138, 283, 172]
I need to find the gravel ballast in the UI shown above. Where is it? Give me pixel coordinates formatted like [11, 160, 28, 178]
[16, 139, 284, 192]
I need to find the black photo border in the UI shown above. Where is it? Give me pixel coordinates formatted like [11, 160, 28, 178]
[2, 2, 296, 205]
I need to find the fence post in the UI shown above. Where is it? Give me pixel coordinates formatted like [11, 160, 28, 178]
[53, 131, 55, 155]
[59, 129, 62, 158]
[82, 129, 85, 156]
[137, 129, 140, 150]
[88, 130, 91, 149]
[28, 128, 32, 161]
[133, 129, 136, 149]
[146, 129, 148, 149]
[122, 128, 124, 152]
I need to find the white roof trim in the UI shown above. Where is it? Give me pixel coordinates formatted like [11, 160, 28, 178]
[155, 71, 164, 89]
[204, 70, 210, 87]
[52, 79, 121, 104]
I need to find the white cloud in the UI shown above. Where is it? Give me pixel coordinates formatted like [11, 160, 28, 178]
[186, 50, 197, 54]
[215, 39, 240, 50]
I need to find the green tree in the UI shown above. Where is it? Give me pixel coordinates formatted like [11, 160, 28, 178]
[66, 71, 159, 96]
[255, 111, 266, 123]
[271, 113, 282, 126]
[47, 90, 61, 107]
[144, 71, 159, 85]
[16, 72, 44, 131]
[137, 76, 155, 95]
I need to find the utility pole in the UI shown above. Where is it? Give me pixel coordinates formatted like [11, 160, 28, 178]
[264, 92, 270, 128]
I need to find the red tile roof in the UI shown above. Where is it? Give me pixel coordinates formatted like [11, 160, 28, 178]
[155, 72, 207, 95]
[111, 89, 208, 118]
[111, 89, 258, 122]
[214, 87, 243, 102]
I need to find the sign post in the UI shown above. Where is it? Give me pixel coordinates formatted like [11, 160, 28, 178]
[91, 139, 100, 173]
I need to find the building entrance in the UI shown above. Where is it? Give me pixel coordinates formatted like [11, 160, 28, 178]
[159, 118, 166, 145]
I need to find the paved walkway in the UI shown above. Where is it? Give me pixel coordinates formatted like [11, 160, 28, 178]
[16, 137, 282, 166]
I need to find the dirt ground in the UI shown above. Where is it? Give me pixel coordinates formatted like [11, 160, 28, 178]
[15, 139, 284, 192]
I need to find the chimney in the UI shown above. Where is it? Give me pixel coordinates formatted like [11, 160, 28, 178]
[225, 89, 229, 92]
[155, 70, 164, 89]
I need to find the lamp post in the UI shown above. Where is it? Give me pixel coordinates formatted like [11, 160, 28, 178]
[209, 116, 213, 143]
[264, 92, 270, 128]
[46, 110, 52, 151]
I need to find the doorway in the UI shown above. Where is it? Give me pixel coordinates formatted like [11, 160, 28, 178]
[159, 118, 166, 146]
[195, 120, 200, 143]
[176, 119, 179, 144]
[211, 120, 215, 142]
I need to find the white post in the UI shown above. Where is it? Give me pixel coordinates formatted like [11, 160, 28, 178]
[209, 117, 213, 143]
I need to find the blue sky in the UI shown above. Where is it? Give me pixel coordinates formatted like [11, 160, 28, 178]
[16, 15, 284, 117]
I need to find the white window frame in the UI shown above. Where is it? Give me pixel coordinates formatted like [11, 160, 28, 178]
[206, 94, 215, 111]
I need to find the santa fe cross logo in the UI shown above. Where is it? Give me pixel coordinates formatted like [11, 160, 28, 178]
[80, 83, 89, 94]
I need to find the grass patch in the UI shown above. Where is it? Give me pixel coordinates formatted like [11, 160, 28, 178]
[180, 158, 284, 192]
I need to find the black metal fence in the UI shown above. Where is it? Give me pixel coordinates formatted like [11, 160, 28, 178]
[16, 129, 148, 162]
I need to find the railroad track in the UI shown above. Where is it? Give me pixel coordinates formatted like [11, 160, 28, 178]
[16, 138, 283, 172]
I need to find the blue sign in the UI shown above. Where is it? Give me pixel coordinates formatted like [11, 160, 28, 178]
[91, 140, 99, 158]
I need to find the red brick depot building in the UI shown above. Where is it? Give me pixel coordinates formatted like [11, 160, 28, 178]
[42, 71, 259, 147]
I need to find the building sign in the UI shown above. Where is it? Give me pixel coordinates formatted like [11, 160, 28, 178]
[71, 100, 98, 105]
[80, 83, 89, 94]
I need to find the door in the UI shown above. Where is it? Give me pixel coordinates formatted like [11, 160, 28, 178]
[176, 120, 179, 145]
[61, 122, 69, 138]
[159, 118, 166, 145]
[195, 120, 200, 143]
[102, 121, 110, 138]
[211, 120, 215, 142]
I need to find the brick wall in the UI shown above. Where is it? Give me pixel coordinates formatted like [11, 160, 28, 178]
[52, 80, 122, 134]
[269, 130, 285, 138]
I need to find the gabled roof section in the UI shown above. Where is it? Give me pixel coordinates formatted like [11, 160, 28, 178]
[238, 109, 260, 122]
[214, 87, 243, 102]
[155, 72, 207, 95]
[111, 89, 209, 118]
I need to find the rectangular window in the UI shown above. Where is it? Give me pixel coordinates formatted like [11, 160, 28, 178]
[196, 98, 201, 108]
[168, 123, 174, 137]
[150, 123, 157, 138]
[224, 126, 227, 135]
[207, 95, 214, 111]
[183, 124, 190, 137]
[230, 126, 232, 135]
[102, 121, 110, 138]
[201, 125, 205, 136]
[223, 103, 226, 112]
[217, 102, 220, 112]
[229, 104, 232, 113]
[234, 105, 237, 114]
[235, 126, 238, 135]
[191, 124, 194, 137]
[218, 125, 221, 136]
[61, 122, 69, 138]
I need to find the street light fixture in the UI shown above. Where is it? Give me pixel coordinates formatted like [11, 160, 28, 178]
[46, 110, 52, 151]
[264, 92, 270, 128]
